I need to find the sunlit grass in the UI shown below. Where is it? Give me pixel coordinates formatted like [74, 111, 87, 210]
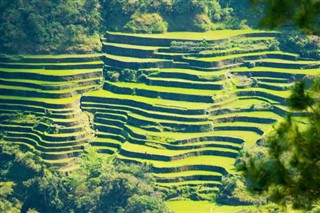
[108, 30, 275, 40]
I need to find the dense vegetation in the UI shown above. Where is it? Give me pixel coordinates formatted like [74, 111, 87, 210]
[0, 0, 102, 54]
[0, 144, 171, 213]
[251, 0, 320, 35]
[221, 77, 320, 211]
[1, 0, 318, 54]
[0, 0, 256, 54]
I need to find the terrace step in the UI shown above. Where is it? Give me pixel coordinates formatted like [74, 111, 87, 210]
[0, 61, 104, 70]
[95, 123, 124, 135]
[104, 54, 174, 70]
[83, 89, 212, 114]
[146, 68, 225, 82]
[95, 132, 127, 143]
[155, 180, 221, 188]
[155, 174, 222, 183]
[0, 54, 103, 63]
[103, 81, 215, 103]
[119, 142, 239, 162]
[91, 137, 123, 149]
[255, 77, 290, 84]
[146, 77, 223, 90]
[82, 102, 208, 122]
[102, 42, 157, 58]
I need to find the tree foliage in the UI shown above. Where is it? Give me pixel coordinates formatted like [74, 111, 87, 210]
[278, 32, 320, 59]
[0, 144, 171, 213]
[239, 77, 320, 210]
[0, 0, 102, 54]
[250, 0, 320, 35]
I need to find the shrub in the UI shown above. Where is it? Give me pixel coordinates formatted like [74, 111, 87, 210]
[106, 69, 139, 82]
[123, 13, 168, 33]
[120, 69, 137, 82]
[170, 41, 212, 53]
[278, 32, 320, 59]
[193, 14, 212, 32]
[106, 71, 120, 82]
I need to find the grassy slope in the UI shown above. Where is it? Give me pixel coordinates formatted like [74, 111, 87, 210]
[108, 30, 275, 40]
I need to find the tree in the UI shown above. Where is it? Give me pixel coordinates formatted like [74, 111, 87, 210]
[239, 76, 320, 210]
[0, 143, 172, 213]
[250, 0, 320, 35]
[0, 0, 102, 54]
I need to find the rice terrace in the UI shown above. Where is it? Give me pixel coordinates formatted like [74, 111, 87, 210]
[0, 0, 319, 212]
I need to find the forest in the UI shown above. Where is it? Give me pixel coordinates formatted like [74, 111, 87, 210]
[0, 0, 260, 54]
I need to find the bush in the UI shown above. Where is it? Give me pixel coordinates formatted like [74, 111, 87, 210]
[193, 14, 212, 32]
[170, 41, 212, 53]
[123, 13, 168, 33]
[106, 69, 138, 82]
[216, 174, 266, 206]
[106, 71, 120, 82]
[278, 32, 320, 59]
[0, 0, 103, 54]
[120, 69, 137, 82]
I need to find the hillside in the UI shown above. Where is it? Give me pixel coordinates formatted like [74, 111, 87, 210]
[0, 0, 261, 54]
[1, 29, 319, 212]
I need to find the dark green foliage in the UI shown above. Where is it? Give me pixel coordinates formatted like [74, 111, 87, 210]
[0, 182, 22, 213]
[250, 0, 320, 35]
[287, 80, 314, 110]
[100, 0, 243, 32]
[106, 69, 138, 82]
[278, 32, 320, 59]
[0, 0, 102, 54]
[123, 13, 168, 33]
[0, 0, 252, 54]
[0, 144, 171, 213]
[216, 174, 266, 206]
[239, 77, 320, 210]
[220, 0, 264, 28]
[170, 41, 211, 53]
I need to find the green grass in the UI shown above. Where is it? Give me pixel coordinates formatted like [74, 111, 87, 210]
[211, 111, 283, 120]
[105, 54, 170, 62]
[125, 109, 211, 125]
[82, 104, 208, 122]
[0, 68, 102, 75]
[22, 54, 103, 58]
[118, 154, 236, 173]
[1, 61, 104, 65]
[166, 200, 250, 213]
[0, 94, 80, 104]
[232, 66, 320, 75]
[156, 180, 221, 187]
[149, 68, 227, 77]
[108, 81, 219, 96]
[84, 89, 213, 109]
[126, 124, 249, 143]
[0, 77, 102, 86]
[108, 30, 275, 40]
[121, 142, 237, 157]
[0, 84, 95, 95]
[148, 76, 224, 85]
[254, 58, 320, 64]
[186, 51, 297, 62]
[103, 42, 163, 50]
[153, 170, 222, 177]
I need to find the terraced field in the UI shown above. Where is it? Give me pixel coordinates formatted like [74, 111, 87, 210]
[83, 30, 320, 200]
[1, 30, 319, 205]
[0, 54, 104, 166]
